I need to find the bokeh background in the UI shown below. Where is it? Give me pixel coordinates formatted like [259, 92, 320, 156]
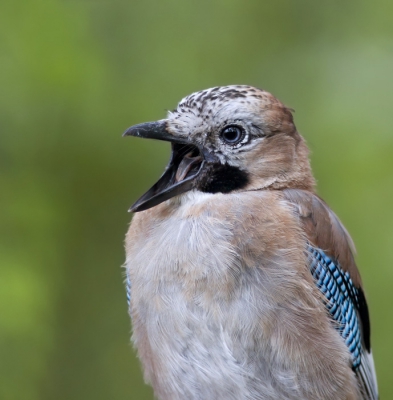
[1, 1, 393, 399]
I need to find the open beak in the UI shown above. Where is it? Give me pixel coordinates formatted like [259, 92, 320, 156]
[123, 121, 205, 212]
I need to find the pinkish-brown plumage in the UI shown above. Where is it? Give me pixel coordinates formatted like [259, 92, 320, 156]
[124, 86, 378, 399]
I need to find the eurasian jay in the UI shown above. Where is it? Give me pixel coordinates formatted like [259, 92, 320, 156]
[123, 85, 378, 400]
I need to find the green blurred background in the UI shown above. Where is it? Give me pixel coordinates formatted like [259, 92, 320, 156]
[1, 1, 393, 399]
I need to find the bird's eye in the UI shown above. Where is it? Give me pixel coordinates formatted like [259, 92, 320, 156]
[220, 125, 245, 145]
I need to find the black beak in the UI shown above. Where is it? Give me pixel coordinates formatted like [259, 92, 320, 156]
[123, 120, 205, 212]
[123, 120, 190, 145]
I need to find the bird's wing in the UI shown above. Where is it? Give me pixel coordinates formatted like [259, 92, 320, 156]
[283, 189, 378, 400]
[125, 273, 131, 306]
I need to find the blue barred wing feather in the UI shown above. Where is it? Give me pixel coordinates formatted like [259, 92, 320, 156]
[307, 245, 378, 400]
[126, 273, 131, 306]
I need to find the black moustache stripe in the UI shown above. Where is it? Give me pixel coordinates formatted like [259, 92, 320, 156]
[196, 163, 249, 194]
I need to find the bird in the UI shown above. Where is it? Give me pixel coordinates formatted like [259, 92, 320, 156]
[123, 85, 378, 400]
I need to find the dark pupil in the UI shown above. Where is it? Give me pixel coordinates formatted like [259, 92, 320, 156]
[222, 126, 241, 143]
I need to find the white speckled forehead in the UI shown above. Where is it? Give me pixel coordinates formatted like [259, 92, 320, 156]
[175, 86, 275, 119]
[166, 85, 292, 142]
[177, 85, 275, 108]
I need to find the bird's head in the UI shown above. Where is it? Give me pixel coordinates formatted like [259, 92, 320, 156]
[124, 85, 315, 212]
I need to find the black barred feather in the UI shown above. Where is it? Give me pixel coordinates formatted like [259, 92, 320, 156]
[307, 246, 378, 399]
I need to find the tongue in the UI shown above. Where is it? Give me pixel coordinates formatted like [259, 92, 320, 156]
[175, 152, 202, 182]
